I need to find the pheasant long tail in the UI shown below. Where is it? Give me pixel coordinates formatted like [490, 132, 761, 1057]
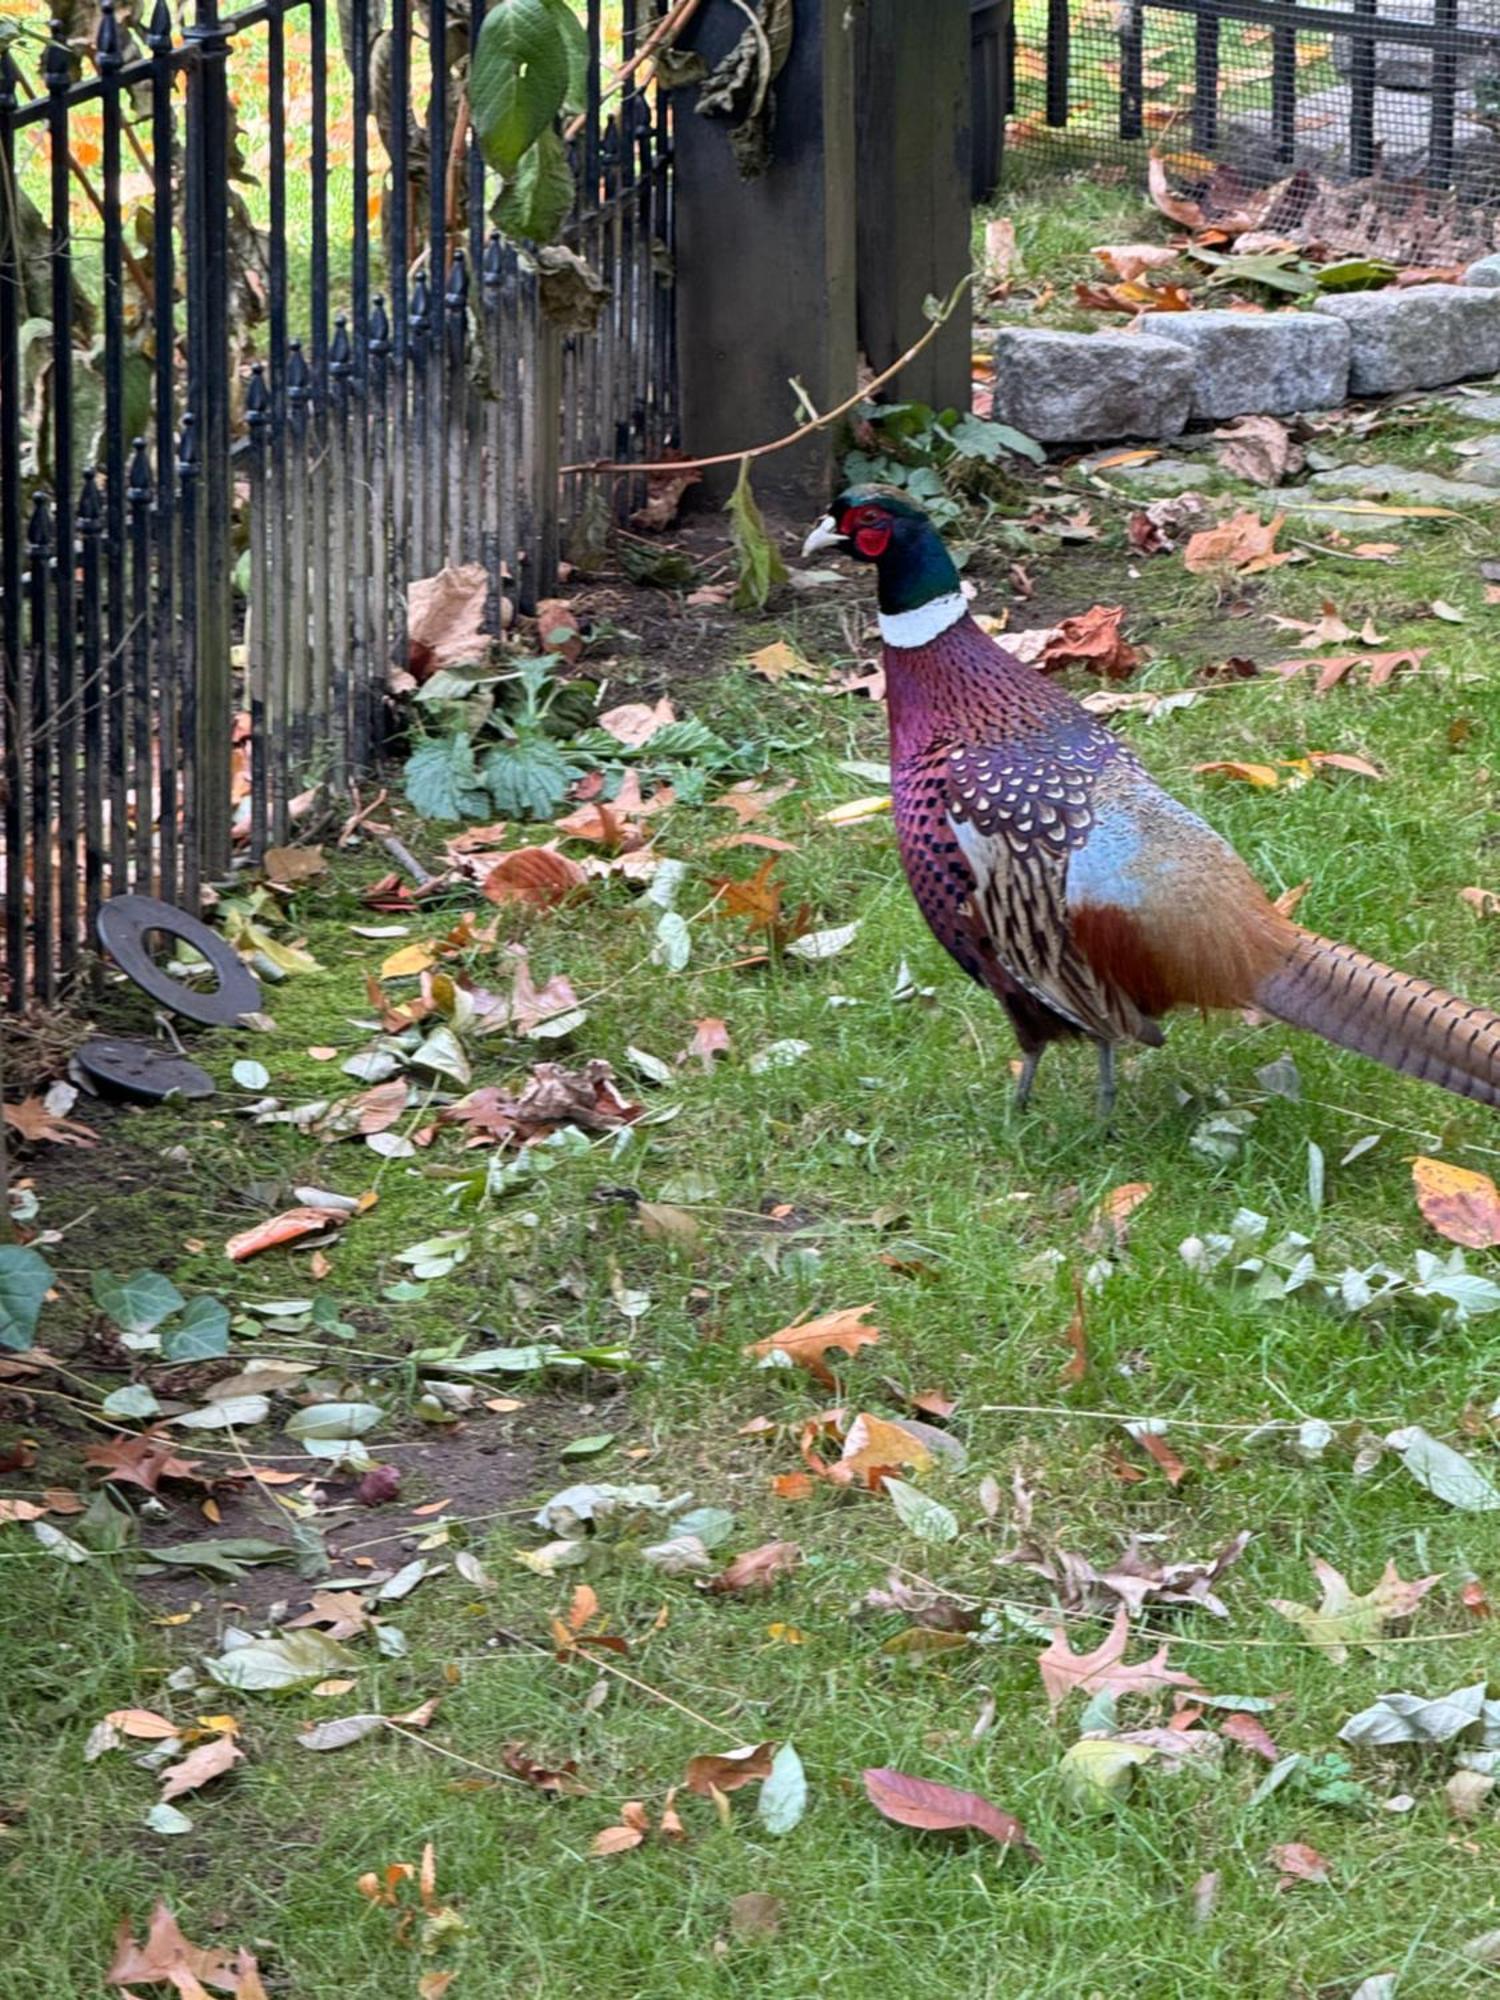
[1255, 930, 1500, 1110]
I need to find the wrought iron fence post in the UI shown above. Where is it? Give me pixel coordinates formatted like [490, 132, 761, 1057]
[26, 495, 52, 1005]
[184, 0, 234, 881]
[0, 48, 23, 1006]
[77, 470, 104, 936]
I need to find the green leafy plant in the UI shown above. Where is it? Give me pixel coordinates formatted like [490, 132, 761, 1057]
[406, 654, 589, 822]
[727, 455, 788, 612]
[0, 1245, 54, 1351]
[471, 0, 587, 245]
[843, 400, 1041, 528]
[91, 1269, 231, 1359]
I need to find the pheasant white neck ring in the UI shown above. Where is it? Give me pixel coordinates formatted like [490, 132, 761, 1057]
[878, 591, 969, 650]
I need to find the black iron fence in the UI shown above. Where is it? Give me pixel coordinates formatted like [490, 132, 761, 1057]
[0, 0, 674, 1009]
[1006, 0, 1500, 207]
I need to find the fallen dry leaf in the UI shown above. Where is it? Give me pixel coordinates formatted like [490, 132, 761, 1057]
[1220, 1711, 1280, 1762]
[999, 1532, 1249, 1620]
[678, 1017, 731, 1071]
[104, 1708, 181, 1740]
[84, 1436, 210, 1493]
[263, 843, 326, 887]
[225, 1205, 347, 1263]
[1193, 760, 1281, 789]
[106, 1901, 240, 1991]
[3, 1095, 99, 1148]
[1039, 604, 1141, 680]
[158, 1731, 244, 1803]
[863, 1767, 1038, 1857]
[832, 1411, 935, 1490]
[1460, 886, 1500, 919]
[1085, 1181, 1153, 1253]
[1129, 1427, 1188, 1487]
[1269, 1555, 1440, 1663]
[1269, 1841, 1332, 1890]
[743, 1305, 881, 1389]
[501, 1742, 588, 1795]
[707, 1541, 801, 1595]
[1037, 1607, 1201, 1714]
[1091, 241, 1178, 281]
[984, 215, 1016, 284]
[729, 1891, 783, 1940]
[1411, 1156, 1500, 1250]
[535, 597, 583, 663]
[630, 459, 701, 532]
[481, 844, 588, 908]
[598, 697, 675, 748]
[1214, 414, 1302, 487]
[684, 1742, 775, 1795]
[1182, 510, 1290, 577]
[748, 640, 819, 684]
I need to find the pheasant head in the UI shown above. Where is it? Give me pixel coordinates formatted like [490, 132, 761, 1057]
[803, 487, 968, 646]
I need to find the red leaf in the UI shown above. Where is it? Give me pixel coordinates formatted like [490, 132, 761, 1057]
[862, 1768, 1039, 1857]
[706, 1540, 801, 1595]
[1220, 1711, 1280, 1762]
[1269, 1840, 1332, 1889]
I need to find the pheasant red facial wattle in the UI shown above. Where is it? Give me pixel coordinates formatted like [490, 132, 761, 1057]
[802, 488, 1500, 1116]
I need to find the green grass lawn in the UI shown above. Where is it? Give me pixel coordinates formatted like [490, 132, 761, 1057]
[6, 177, 1500, 1998]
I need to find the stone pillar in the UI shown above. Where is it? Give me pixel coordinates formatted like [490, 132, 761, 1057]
[670, 0, 858, 509]
[855, 0, 974, 413]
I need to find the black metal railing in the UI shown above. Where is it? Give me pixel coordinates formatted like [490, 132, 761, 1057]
[1006, 0, 1500, 203]
[0, 0, 675, 1008]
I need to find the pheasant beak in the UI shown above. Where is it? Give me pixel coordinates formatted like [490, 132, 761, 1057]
[801, 514, 846, 558]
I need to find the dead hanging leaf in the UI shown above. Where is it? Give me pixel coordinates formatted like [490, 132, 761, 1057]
[3, 1095, 99, 1148]
[1193, 760, 1281, 789]
[1269, 1841, 1332, 1890]
[407, 562, 492, 680]
[744, 1305, 881, 1388]
[678, 1017, 731, 1071]
[684, 1743, 775, 1795]
[630, 457, 701, 533]
[1183, 510, 1291, 577]
[481, 844, 588, 908]
[1411, 1157, 1500, 1250]
[862, 1768, 1039, 1858]
[158, 1731, 245, 1803]
[1214, 414, 1302, 488]
[598, 697, 675, 748]
[1269, 1555, 1440, 1663]
[225, 1205, 347, 1263]
[1460, 886, 1500, 919]
[106, 1901, 240, 1991]
[1037, 1607, 1201, 1714]
[706, 1540, 801, 1595]
[1039, 604, 1142, 680]
[1091, 242, 1178, 281]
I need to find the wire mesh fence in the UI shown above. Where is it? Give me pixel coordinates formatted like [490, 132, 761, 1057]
[1006, 0, 1500, 248]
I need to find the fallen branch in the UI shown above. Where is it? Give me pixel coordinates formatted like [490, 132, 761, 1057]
[561, 273, 972, 478]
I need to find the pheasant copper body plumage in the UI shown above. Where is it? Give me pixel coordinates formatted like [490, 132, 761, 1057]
[804, 488, 1500, 1116]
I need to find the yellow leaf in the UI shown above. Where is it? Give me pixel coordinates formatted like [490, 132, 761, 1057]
[1411, 1156, 1500, 1249]
[747, 640, 820, 683]
[381, 940, 437, 979]
[821, 795, 892, 825]
[312, 1678, 357, 1696]
[1193, 761, 1281, 789]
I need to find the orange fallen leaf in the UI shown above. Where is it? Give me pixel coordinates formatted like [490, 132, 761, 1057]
[1460, 886, 1500, 919]
[3, 1096, 100, 1147]
[1039, 603, 1141, 680]
[106, 1901, 239, 1992]
[1182, 510, 1290, 577]
[1411, 1156, 1500, 1250]
[481, 844, 587, 907]
[1059, 1273, 1088, 1387]
[225, 1206, 347, 1262]
[743, 1305, 881, 1389]
[1130, 1427, 1188, 1486]
[1037, 1606, 1201, 1713]
[771, 1472, 815, 1501]
[678, 1017, 731, 1071]
[1193, 760, 1280, 789]
[1221, 1711, 1280, 1762]
[1305, 750, 1383, 779]
[158, 1731, 244, 1802]
[1086, 1180, 1153, 1252]
[833, 1411, 934, 1490]
[104, 1708, 181, 1740]
[683, 1742, 775, 1795]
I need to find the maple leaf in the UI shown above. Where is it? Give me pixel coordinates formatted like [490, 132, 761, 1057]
[1037, 1607, 1202, 1714]
[1270, 1555, 1441, 1662]
[743, 1305, 881, 1389]
[830, 1411, 935, 1490]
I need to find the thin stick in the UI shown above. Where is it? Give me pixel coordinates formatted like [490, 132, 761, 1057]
[381, 1721, 537, 1787]
[378, 830, 439, 887]
[561, 274, 973, 476]
[561, 0, 705, 143]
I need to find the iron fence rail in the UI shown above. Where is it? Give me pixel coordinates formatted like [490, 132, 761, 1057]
[0, 0, 675, 1010]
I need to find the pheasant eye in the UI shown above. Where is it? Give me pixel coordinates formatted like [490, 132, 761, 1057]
[853, 512, 891, 558]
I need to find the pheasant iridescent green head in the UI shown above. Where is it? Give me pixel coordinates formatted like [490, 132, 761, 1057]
[802, 487, 966, 643]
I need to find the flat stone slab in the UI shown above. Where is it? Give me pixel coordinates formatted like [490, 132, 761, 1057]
[1314, 285, 1500, 394]
[1140, 310, 1349, 419]
[1441, 389, 1500, 420]
[981, 327, 1193, 443]
[1455, 438, 1500, 487]
[1466, 255, 1500, 288]
[1305, 461, 1498, 506]
[1098, 456, 1216, 495]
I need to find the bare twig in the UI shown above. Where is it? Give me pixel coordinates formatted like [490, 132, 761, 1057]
[561, 0, 706, 144]
[561, 274, 974, 477]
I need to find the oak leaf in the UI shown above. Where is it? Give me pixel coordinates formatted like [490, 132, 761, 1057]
[1270, 1554, 1440, 1662]
[1037, 1607, 1201, 1713]
[743, 1305, 880, 1388]
[1182, 509, 1290, 576]
[106, 1901, 238, 1991]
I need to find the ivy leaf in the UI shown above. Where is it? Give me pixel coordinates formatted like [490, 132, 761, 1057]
[0, 1245, 54, 1350]
[161, 1296, 231, 1362]
[496, 126, 576, 246]
[727, 455, 787, 611]
[92, 1269, 186, 1339]
[481, 733, 579, 820]
[405, 732, 490, 822]
[471, 0, 570, 175]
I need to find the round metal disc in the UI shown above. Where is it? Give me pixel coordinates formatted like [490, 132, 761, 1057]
[96, 893, 262, 1026]
[74, 1035, 217, 1103]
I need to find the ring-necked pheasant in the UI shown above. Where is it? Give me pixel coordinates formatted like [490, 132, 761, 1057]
[803, 487, 1500, 1117]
